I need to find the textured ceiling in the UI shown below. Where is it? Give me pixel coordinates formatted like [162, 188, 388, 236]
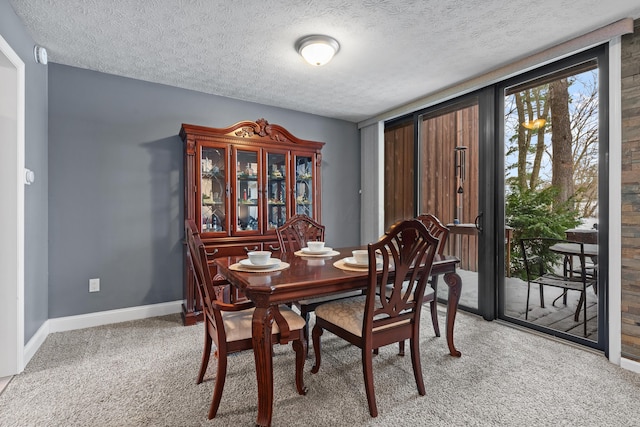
[9, 0, 640, 123]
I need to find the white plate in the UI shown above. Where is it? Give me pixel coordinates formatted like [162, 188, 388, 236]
[239, 258, 281, 269]
[301, 246, 333, 255]
[343, 256, 367, 267]
[342, 257, 369, 267]
[343, 257, 383, 269]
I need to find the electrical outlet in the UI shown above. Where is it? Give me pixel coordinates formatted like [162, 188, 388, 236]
[89, 278, 100, 292]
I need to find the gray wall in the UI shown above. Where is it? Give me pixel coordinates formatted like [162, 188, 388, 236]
[48, 64, 360, 318]
[1, 0, 49, 342]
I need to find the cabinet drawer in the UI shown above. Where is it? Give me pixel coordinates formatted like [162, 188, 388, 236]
[204, 243, 256, 260]
[263, 240, 281, 254]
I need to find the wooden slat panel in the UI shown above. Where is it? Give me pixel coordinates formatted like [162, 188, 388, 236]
[384, 123, 414, 231]
[384, 129, 395, 229]
[418, 104, 479, 271]
[384, 104, 478, 270]
[402, 127, 415, 220]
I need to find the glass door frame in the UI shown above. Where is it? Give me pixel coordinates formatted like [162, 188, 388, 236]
[384, 45, 608, 353]
[495, 45, 608, 353]
[411, 87, 496, 319]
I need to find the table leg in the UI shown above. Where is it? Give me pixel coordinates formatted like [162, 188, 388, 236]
[443, 272, 462, 357]
[252, 305, 274, 427]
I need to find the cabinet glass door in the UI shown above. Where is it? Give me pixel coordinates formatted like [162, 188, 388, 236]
[294, 155, 314, 217]
[266, 152, 288, 230]
[200, 146, 227, 233]
[235, 150, 260, 233]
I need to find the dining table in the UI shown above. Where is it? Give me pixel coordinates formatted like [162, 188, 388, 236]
[214, 246, 463, 427]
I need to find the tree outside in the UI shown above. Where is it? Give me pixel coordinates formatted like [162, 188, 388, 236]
[504, 67, 599, 275]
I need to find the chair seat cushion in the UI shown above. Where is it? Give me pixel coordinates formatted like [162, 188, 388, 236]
[315, 295, 368, 337]
[423, 286, 435, 298]
[222, 304, 306, 342]
[297, 290, 363, 306]
[316, 294, 413, 337]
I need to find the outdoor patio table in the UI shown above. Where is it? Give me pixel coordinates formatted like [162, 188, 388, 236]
[549, 242, 598, 263]
[565, 228, 598, 244]
[549, 241, 598, 279]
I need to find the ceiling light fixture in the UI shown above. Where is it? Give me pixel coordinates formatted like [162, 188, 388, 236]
[522, 118, 546, 130]
[295, 35, 340, 66]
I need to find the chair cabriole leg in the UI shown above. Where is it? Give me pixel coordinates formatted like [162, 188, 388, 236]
[292, 339, 308, 395]
[197, 323, 212, 384]
[311, 324, 323, 373]
[410, 335, 426, 396]
[430, 300, 440, 337]
[361, 346, 378, 417]
[208, 350, 227, 419]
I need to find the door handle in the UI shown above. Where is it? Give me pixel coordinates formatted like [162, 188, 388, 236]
[474, 213, 483, 234]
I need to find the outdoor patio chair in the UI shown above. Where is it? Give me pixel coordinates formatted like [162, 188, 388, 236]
[519, 237, 597, 337]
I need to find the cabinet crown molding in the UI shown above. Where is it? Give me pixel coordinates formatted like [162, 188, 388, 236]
[180, 119, 325, 150]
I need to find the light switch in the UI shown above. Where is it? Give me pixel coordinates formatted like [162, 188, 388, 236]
[24, 168, 35, 185]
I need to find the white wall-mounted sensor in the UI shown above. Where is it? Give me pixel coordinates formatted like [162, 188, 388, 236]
[33, 45, 48, 65]
[24, 168, 35, 185]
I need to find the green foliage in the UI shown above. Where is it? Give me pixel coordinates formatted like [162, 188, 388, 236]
[506, 184, 580, 279]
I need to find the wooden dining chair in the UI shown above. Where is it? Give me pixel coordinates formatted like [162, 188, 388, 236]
[276, 214, 362, 346]
[276, 214, 325, 254]
[416, 214, 450, 337]
[185, 220, 307, 419]
[310, 219, 439, 417]
[393, 214, 450, 356]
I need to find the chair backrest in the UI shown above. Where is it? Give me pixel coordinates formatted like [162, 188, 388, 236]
[276, 214, 325, 253]
[519, 237, 591, 282]
[416, 214, 449, 255]
[185, 219, 225, 338]
[185, 220, 207, 304]
[364, 219, 439, 338]
[519, 237, 563, 279]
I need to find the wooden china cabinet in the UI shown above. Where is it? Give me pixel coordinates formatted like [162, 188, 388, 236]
[179, 118, 324, 325]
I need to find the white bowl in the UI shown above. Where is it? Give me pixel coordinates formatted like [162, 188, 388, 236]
[352, 249, 368, 265]
[307, 241, 325, 252]
[247, 251, 271, 265]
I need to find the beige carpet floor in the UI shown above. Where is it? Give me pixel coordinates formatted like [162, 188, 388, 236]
[0, 309, 638, 426]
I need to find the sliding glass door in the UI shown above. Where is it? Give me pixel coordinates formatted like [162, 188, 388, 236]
[497, 46, 607, 351]
[383, 46, 607, 351]
[416, 98, 482, 312]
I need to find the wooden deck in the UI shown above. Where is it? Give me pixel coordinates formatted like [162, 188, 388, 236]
[504, 278, 599, 341]
[440, 270, 599, 342]
[512, 299, 598, 341]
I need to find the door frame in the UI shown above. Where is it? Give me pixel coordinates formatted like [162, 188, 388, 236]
[0, 34, 26, 376]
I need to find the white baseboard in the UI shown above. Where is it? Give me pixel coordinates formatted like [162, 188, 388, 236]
[49, 300, 183, 333]
[620, 357, 640, 374]
[23, 300, 183, 368]
[23, 320, 50, 369]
